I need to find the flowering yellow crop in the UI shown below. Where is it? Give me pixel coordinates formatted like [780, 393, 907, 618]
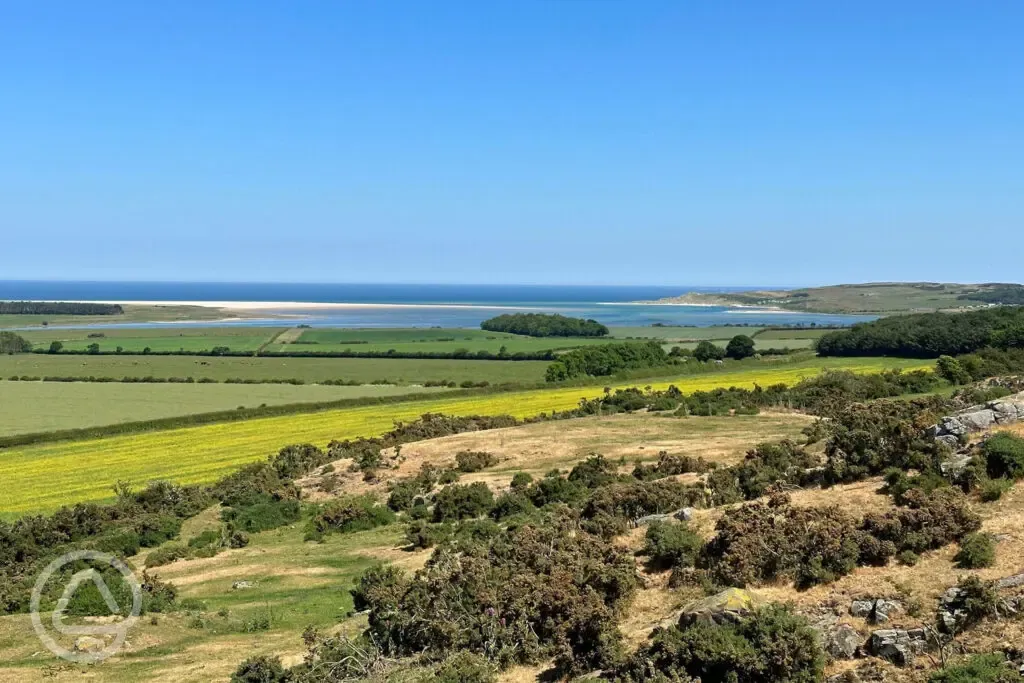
[0, 357, 930, 516]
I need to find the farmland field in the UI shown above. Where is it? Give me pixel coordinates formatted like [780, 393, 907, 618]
[0, 353, 550, 385]
[17, 326, 284, 353]
[267, 326, 618, 354]
[0, 381, 450, 436]
[0, 356, 930, 517]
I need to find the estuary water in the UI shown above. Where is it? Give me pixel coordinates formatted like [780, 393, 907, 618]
[0, 281, 876, 329]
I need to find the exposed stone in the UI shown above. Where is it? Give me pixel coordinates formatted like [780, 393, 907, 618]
[850, 600, 875, 618]
[936, 435, 961, 449]
[990, 401, 1022, 423]
[939, 416, 969, 437]
[231, 580, 256, 590]
[675, 507, 695, 522]
[827, 623, 864, 660]
[997, 573, 1024, 589]
[940, 453, 974, 475]
[959, 409, 996, 431]
[73, 636, 106, 653]
[869, 629, 927, 666]
[679, 588, 756, 627]
[849, 599, 901, 624]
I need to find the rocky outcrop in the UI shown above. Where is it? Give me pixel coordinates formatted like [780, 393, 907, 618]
[827, 623, 864, 659]
[850, 598, 902, 624]
[868, 628, 928, 666]
[929, 392, 1024, 442]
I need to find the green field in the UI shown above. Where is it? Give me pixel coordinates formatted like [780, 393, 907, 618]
[17, 326, 284, 353]
[0, 381, 450, 436]
[268, 326, 616, 354]
[0, 355, 932, 517]
[0, 303, 246, 329]
[0, 353, 550, 384]
[608, 325, 765, 340]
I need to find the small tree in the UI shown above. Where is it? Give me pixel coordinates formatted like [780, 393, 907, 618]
[725, 335, 756, 360]
[693, 340, 725, 362]
[48, 340, 63, 354]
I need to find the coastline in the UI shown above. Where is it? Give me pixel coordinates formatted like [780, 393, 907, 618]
[62, 300, 551, 312]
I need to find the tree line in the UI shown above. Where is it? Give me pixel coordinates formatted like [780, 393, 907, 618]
[816, 306, 1024, 358]
[0, 301, 123, 315]
[481, 312, 609, 337]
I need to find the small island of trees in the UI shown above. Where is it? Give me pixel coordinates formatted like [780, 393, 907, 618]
[481, 313, 609, 338]
[0, 301, 124, 315]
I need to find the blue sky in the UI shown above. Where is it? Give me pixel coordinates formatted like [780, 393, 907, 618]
[1, 1, 1021, 286]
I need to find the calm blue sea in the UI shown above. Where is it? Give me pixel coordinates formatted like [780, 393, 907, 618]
[0, 281, 875, 329]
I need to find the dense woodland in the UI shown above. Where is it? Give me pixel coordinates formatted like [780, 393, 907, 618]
[481, 313, 609, 337]
[0, 301, 123, 315]
[960, 284, 1024, 305]
[545, 341, 668, 381]
[816, 306, 1024, 357]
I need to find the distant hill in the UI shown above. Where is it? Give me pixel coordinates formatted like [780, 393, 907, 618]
[647, 282, 1024, 314]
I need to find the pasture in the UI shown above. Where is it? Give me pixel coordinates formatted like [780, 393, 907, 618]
[0, 356, 930, 516]
[268, 326, 615, 354]
[16, 326, 284, 353]
[0, 381, 449, 437]
[0, 353, 550, 385]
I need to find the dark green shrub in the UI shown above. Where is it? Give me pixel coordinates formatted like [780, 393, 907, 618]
[614, 604, 823, 683]
[230, 655, 290, 683]
[979, 477, 1012, 502]
[510, 472, 533, 492]
[455, 450, 497, 473]
[223, 498, 302, 533]
[897, 550, 920, 566]
[146, 543, 190, 567]
[955, 533, 996, 568]
[984, 432, 1024, 480]
[350, 563, 407, 613]
[641, 520, 703, 570]
[490, 492, 536, 520]
[929, 654, 1016, 683]
[307, 495, 395, 540]
[568, 454, 621, 489]
[432, 482, 495, 522]
[940, 575, 1002, 631]
[434, 652, 497, 683]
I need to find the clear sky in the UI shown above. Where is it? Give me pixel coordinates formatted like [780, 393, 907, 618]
[1, 1, 1021, 286]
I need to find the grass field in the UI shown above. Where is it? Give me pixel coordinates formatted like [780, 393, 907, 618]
[0, 304, 245, 329]
[17, 326, 284, 353]
[0, 353, 550, 385]
[0, 356, 930, 517]
[268, 327, 613, 354]
[0, 382, 450, 436]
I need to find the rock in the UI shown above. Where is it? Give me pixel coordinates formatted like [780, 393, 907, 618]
[993, 534, 1014, 543]
[869, 629, 927, 666]
[996, 573, 1024, 589]
[940, 453, 974, 475]
[231, 580, 256, 590]
[959, 409, 996, 431]
[936, 435, 961, 449]
[675, 507, 695, 522]
[990, 401, 1021, 423]
[73, 636, 106, 654]
[679, 588, 756, 627]
[849, 599, 901, 624]
[827, 623, 863, 659]
[939, 417, 969, 437]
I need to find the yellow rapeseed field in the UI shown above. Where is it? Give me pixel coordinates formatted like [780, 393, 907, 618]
[0, 358, 930, 516]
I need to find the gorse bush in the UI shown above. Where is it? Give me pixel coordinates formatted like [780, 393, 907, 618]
[983, 432, 1024, 480]
[358, 511, 638, 675]
[954, 532, 996, 569]
[455, 450, 497, 473]
[929, 654, 1017, 683]
[431, 482, 495, 522]
[306, 495, 395, 540]
[613, 604, 824, 683]
[641, 520, 703, 570]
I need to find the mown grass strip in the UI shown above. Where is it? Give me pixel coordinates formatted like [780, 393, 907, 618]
[0, 358, 930, 517]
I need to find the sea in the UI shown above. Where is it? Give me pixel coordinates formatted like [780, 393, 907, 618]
[0, 281, 876, 329]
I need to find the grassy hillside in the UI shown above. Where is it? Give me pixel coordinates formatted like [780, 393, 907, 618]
[652, 282, 1024, 314]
